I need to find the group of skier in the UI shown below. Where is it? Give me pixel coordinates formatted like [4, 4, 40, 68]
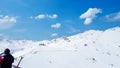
[0, 48, 14, 68]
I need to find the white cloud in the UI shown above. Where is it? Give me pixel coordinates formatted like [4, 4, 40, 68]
[84, 18, 92, 25]
[47, 14, 58, 19]
[35, 14, 46, 19]
[104, 12, 120, 22]
[0, 16, 16, 24]
[35, 14, 58, 20]
[51, 33, 58, 37]
[51, 23, 61, 29]
[0, 15, 16, 29]
[80, 8, 102, 25]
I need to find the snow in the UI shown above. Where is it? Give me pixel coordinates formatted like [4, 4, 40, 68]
[0, 27, 120, 68]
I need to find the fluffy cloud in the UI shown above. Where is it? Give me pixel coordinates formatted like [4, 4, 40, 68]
[35, 14, 45, 19]
[47, 14, 58, 19]
[51, 23, 61, 29]
[80, 8, 102, 25]
[51, 33, 58, 37]
[104, 12, 120, 22]
[35, 14, 58, 20]
[0, 16, 16, 29]
[0, 16, 16, 23]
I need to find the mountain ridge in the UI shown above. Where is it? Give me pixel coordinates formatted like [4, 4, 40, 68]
[0, 26, 120, 68]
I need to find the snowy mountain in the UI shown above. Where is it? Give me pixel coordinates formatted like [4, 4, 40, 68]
[0, 27, 120, 68]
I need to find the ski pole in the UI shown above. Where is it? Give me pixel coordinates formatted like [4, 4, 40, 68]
[16, 56, 23, 68]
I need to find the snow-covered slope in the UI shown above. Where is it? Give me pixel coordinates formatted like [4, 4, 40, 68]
[0, 27, 120, 68]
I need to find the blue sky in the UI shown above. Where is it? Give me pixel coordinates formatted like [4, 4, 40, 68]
[0, 0, 120, 40]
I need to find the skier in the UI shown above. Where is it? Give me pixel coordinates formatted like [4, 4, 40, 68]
[1, 49, 14, 68]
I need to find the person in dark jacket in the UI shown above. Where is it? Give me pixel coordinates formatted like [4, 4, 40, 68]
[1, 49, 14, 68]
[0, 56, 2, 68]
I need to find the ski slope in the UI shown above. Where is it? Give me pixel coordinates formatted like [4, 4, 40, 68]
[0, 27, 120, 68]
